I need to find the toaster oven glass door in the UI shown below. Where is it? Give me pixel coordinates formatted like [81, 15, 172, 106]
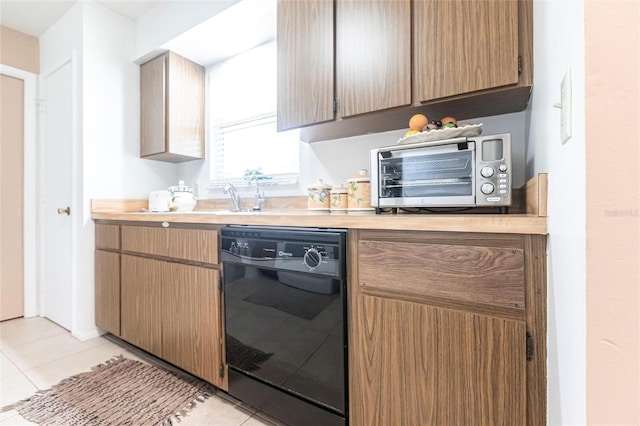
[378, 142, 475, 206]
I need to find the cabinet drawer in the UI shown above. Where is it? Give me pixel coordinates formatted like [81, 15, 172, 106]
[357, 240, 525, 311]
[121, 225, 218, 264]
[95, 223, 120, 250]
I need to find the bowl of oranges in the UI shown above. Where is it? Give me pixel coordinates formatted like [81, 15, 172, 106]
[398, 113, 482, 145]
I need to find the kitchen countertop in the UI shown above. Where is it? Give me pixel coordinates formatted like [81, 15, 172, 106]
[92, 209, 547, 235]
[92, 174, 548, 235]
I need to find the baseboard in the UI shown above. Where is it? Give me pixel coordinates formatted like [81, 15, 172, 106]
[72, 327, 102, 342]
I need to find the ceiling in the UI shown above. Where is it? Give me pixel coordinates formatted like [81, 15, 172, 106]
[0, 0, 161, 37]
[0, 0, 276, 67]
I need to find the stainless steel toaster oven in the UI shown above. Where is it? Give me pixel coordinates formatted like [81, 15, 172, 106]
[370, 133, 512, 213]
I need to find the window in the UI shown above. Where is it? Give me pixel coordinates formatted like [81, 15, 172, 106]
[208, 40, 299, 188]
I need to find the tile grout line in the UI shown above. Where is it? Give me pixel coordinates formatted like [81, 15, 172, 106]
[4, 334, 124, 393]
[2, 320, 278, 426]
[0, 349, 40, 394]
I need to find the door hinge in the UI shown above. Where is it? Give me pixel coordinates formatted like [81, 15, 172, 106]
[518, 55, 523, 75]
[526, 331, 534, 361]
[333, 98, 339, 114]
[219, 364, 225, 378]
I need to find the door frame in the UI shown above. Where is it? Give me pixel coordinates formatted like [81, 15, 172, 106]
[0, 64, 38, 318]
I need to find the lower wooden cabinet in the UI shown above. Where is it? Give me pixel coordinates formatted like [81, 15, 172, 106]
[351, 294, 526, 425]
[162, 262, 222, 386]
[95, 221, 225, 390]
[348, 229, 546, 426]
[120, 255, 164, 356]
[95, 249, 121, 336]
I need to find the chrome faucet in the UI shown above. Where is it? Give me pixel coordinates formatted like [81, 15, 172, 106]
[251, 175, 265, 211]
[223, 183, 241, 211]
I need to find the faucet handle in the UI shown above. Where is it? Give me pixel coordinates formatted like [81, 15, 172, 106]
[253, 191, 265, 211]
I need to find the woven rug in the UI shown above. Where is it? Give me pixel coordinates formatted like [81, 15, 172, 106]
[1, 355, 214, 425]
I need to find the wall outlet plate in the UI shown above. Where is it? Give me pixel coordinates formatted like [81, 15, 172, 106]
[560, 68, 572, 144]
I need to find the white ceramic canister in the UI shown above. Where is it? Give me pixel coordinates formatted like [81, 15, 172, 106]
[347, 169, 373, 211]
[329, 185, 348, 213]
[169, 180, 196, 212]
[307, 179, 332, 212]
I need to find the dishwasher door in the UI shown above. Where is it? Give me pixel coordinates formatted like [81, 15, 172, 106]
[221, 226, 347, 425]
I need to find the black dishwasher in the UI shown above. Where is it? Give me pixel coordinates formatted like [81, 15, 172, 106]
[221, 226, 347, 426]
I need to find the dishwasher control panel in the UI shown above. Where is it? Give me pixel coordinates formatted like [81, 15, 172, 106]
[220, 226, 346, 277]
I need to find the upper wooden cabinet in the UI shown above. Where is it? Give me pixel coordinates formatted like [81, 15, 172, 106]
[413, 0, 521, 102]
[277, 0, 411, 130]
[277, 0, 335, 130]
[140, 51, 205, 162]
[278, 0, 533, 141]
[336, 0, 411, 118]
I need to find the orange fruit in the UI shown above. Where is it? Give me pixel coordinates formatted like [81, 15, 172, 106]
[409, 114, 429, 131]
[441, 116, 457, 125]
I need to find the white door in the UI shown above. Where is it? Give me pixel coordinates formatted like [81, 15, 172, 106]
[41, 60, 74, 330]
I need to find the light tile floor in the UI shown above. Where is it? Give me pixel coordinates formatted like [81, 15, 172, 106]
[0, 317, 281, 426]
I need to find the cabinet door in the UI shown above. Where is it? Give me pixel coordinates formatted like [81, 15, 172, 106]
[121, 255, 164, 356]
[162, 263, 225, 389]
[350, 294, 526, 426]
[95, 249, 120, 336]
[336, 0, 411, 118]
[140, 54, 166, 157]
[414, 0, 520, 102]
[277, 0, 334, 130]
[140, 52, 204, 162]
[166, 52, 205, 159]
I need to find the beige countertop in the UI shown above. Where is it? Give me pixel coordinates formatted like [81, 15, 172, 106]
[91, 174, 548, 235]
[92, 209, 547, 235]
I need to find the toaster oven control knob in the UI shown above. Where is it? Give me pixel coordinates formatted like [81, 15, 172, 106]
[480, 166, 495, 178]
[481, 183, 495, 195]
[499, 164, 508, 172]
[304, 248, 322, 269]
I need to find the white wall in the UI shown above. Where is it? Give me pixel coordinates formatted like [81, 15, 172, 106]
[83, 2, 176, 200]
[181, 112, 528, 201]
[135, 0, 239, 63]
[303, 112, 527, 193]
[526, 1, 586, 425]
[40, 1, 179, 339]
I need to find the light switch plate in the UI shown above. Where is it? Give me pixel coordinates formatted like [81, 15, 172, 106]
[561, 68, 572, 144]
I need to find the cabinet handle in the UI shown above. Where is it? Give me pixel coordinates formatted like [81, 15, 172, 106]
[57, 206, 70, 215]
[526, 332, 534, 361]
